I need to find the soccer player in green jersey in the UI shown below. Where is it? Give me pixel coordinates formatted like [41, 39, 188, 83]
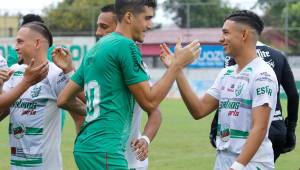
[96, 4, 161, 169]
[58, 0, 200, 169]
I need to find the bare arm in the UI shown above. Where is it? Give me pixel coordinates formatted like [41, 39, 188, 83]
[142, 108, 162, 142]
[57, 80, 85, 115]
[159, 43, 218, 119]
[0, 108, 10, 121]
[235, 104, 271, 166]
[176, 71, 219, 119]
[131, 107, 162, 161]
[129, 40, 200, 113]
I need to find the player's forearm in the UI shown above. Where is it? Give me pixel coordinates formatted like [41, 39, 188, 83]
[0, 79, 31, 108]
[57, 81, 82, 108]
[0, 108, 10, 121]
[176, 71, 206, 119]
[236, 123, 268, 166]
[60, 97, 86, 116]
[143, 108, 162, 142]
[142, 63, 181, 112]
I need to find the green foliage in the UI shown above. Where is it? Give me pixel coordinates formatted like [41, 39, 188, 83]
[163, 0, 234, 28]
[257, 0, 300, 54]
[285, 2, 300, 54]
[43, 0, 114, 35]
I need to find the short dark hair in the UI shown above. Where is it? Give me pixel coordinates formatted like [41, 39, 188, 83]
[20, 14, 44, 26]
[101, 4, 115, 13]
[115, 0, 157, 22]
[21, 21, 53, 47]
[224, 10, 264, 35]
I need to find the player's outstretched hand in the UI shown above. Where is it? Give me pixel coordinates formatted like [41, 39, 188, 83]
[52, 46, 74, 73]
[159, 43, 174, 68]
[23, 59, 49, 86]
[173, 38, 200, 68]
[131, 138, 149, 161]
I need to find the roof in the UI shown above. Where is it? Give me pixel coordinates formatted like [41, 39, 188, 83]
[144, 27, 222, 44]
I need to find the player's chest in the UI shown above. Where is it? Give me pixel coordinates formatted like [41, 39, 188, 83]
[220, 74, 252, 99]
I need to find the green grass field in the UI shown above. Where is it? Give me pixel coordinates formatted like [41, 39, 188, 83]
[0, 99, 299, 169]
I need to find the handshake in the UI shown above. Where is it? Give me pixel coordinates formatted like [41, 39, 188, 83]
[159, 39, 201, 68]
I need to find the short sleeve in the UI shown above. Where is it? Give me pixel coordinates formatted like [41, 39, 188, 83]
[118, 40, 149, 85]
[252, 71, 278, 109]
[206, 69, 226, 100]
[52, 70, 69, 97]
[71, 58, 85, 88]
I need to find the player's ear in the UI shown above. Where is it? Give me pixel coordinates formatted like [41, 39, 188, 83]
[124, 11, 134, 24]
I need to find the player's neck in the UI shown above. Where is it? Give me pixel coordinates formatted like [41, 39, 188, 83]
[115, 23, 134, 40]
[31, 52, 48, 67]
[235, 46, 257, 73]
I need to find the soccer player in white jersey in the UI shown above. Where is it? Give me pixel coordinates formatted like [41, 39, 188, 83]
[1, 22, 85, 170]
[160, 10, 278, 170]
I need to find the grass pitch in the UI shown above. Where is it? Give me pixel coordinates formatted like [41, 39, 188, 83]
[0, 99, 299, 169]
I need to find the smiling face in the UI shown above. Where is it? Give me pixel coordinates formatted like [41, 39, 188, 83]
[130, 6, 154, 43]
[219, 20, 245, 58]
[15, 27, 37, 65]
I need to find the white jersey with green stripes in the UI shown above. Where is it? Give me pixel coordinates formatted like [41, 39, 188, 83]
[207, 57, 278, 163]
[4, 62, 68, 170]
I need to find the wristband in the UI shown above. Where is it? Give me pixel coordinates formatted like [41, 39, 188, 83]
[230, 161, 245, 170]
[140, 135, 150, 145]
[65, 70, 75, 79]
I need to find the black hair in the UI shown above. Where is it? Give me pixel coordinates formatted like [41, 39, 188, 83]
[101, 4, 116, 13]
[20, 13, 44, 26]
[115, 0, 157, 22]
[21, 21, 53, 48]
[224, 10, 264, 35]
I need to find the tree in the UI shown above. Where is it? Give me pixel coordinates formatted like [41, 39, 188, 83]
[285, 2, 300, 54]
[43, 0, 114, 36]
[257, 0, 300, 54]
[163, 0, 233, 28]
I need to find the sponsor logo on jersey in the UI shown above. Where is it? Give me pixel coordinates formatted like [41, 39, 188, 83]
[13, 71, 24, 76]
[219, 100, 240, 110]
[245, 67, 253, 73]
[259, 72, 271, 77]
[236, 76, 250, 82]
[235, 83, 244, 97]
[228, 110, 239, 116]
[57, 73, 67, 85]
[224, 69, 234, 76]
[220, 124, 230, 142]
[31, 86, 41, 98]
[12, 99, 38, 110]
[255, 76, 274, 83]
[256, 49, 270, 59]
[256, 86, 272, 96]
[12, 123, 26, 139]
[227, 84, 235, 92]
[21, 110, 37, 116]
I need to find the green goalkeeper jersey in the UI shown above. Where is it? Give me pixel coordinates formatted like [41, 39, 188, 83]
[71, 32, 149, 154]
